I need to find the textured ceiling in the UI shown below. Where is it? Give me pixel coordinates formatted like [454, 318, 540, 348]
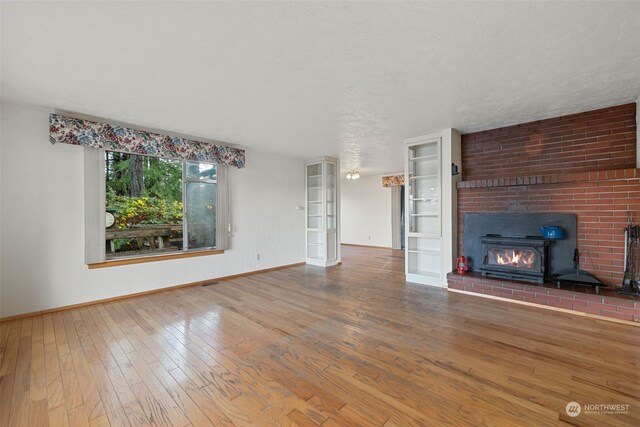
[2, 1, 640, 176]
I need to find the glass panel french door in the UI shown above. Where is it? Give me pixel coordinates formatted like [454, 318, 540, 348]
[185, 181, 216, 250]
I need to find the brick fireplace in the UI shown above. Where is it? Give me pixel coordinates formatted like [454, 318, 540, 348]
[447, 102, 640, 323]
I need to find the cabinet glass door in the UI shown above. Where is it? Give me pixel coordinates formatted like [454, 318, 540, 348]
[307, 162, 324, 260]
[326, 162, 336, 230]
[408, 141, 440, 236]
[307, 163, 323, 230]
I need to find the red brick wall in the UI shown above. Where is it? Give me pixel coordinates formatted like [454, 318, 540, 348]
[462, 103, 636, 181]
[458, 103, 639, 287]
[457, 172, 640, 285]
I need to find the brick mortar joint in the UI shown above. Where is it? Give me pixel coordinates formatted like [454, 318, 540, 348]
[457, 168, 639, 189]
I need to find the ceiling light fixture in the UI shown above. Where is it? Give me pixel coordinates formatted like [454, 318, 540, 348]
[346, 170, 360, 180]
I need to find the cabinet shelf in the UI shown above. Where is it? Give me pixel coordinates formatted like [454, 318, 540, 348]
[407, 269, 440, 278]
[407, 249, 440, 255]
[409, 154, 438, 161]
[410, 198, 438, 202]
[308, 186, 322, 190]
[409, 214, 438, 217]
[408, 233, 442, 239]
[409, 174, 438, 180]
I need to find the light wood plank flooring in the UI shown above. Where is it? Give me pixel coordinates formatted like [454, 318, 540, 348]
[1, 245, 638, 426]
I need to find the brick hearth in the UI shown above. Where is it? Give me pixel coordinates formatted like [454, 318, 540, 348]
[448, 272, 640, 323]
[450, 102, 639, 324]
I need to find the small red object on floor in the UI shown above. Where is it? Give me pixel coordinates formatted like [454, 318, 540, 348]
[456, 256, 469, 274]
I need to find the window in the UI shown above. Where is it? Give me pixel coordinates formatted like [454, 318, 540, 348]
[104, 151, 218, 259]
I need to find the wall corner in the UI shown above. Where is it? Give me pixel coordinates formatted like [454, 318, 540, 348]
[637, 97, 639, 168]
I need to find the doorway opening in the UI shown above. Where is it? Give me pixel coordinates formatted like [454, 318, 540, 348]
[391, 185, 405, 250]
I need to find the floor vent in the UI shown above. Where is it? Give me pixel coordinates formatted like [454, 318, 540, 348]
[202, 281, 219, 287]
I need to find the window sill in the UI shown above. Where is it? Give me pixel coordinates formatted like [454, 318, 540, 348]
[87, 249, 224, 269]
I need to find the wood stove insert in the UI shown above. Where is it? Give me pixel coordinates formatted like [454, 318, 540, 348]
[480, 235, 549, 283]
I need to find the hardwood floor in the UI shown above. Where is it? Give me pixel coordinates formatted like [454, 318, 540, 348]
[1, 245, 638, 426]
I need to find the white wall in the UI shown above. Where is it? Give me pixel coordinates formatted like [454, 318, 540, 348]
[340, 174, 393, 247]
[0, 102, 306, 318]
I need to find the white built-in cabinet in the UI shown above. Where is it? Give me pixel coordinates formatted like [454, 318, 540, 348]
[305, 157, 340, 267]
[404, 129, 461, 286]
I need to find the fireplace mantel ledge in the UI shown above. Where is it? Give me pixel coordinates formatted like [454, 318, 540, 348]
[457, 168, 639, 190]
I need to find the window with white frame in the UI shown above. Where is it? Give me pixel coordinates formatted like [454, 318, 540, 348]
[104, 151, 220, 259]
[49, 113, 239, 265]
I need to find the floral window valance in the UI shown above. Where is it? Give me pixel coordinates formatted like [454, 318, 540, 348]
[49, 114, 245, 168]
[382, 175, 404, 187]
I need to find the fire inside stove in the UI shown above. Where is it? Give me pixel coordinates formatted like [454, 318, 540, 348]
[488, 248, 536, 269]
[480, 235, 548, 283]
